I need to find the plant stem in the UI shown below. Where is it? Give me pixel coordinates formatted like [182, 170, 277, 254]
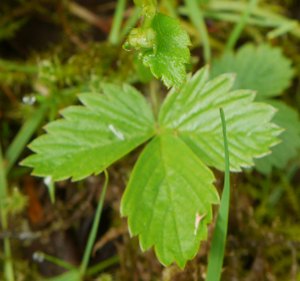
[119, 6, 141, 41]
[0, 144, 15, 281]
[225, 0, 260, 50]
[33, 251, 76, 270]
[0, 59, 38, 73]
[206, 107, 230, 281]
[5, 103, 48, 174]
[149, 79, 160, 120]
[108, 0, 127, 45]
[267, 20, 298, 40]
[184, 0, 211, 63]
[86, 255, 120, 276]
[179, 0, 300, 38]
[79, 169, 109, 278]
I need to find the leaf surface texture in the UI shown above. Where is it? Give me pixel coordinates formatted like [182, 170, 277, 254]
[254, 100, 300, 174]
[142, 13, 191, 89]
[210, 43, 294, 99]
[121, 134, 219, 268]
[159, 67, 282, 171]
[22, 84, 156, 181]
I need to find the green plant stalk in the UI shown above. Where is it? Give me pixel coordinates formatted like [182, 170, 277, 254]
[5, 103, 48, 174]
[86, 255, 120, 276]
[208, 0, 300, 38]
[267, 21, 299, 40]
[79, 169, 109, 277]
[226, 0, 260, 50]
[108, 0, 127, 45]
[178, 1, 300, 32]
[178, 7, 282, 27]
[34, 251, 76, 270]
[120, 6, 141, 41]
[206, 107, 230, 281]
[149, 79, 160, 120]
[202, 11, 278, 27]
[208, 0, 291, 22]
[0, 145, 15, 281]
[184, 0, 211, 63]
[0, 59, 38, 73]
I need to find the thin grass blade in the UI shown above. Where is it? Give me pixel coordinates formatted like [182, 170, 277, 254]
[206, 107, 230, 281]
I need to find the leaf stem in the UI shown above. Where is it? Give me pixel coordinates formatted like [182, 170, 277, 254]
[206, 107, 230, 281]
[0, 144, 15, 281]
[5, 103, 48, 174]
[108, 0, 127, 45]
[149, 79, 160, 120]
[225, 0, 260, 50]
[79, 169, 109, 278]
[184, 0, 211, 63]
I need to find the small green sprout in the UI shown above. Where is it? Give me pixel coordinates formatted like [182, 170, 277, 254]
[123, 27, 157, 56]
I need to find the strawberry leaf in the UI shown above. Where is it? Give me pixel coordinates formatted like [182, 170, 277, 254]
[121, 134, 219, 269]
[22, 84, 156, 181]
[254, 100, 300, 174]
[210, 43, 294, 99]
[142, 12, 191, 89]
[159, 66, 282, 171]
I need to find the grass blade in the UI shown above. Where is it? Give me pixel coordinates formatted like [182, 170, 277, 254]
[79, 169, 109, 277]
[5, 103, 48, 174]
[86, 255, 120, 276]
[184, 0, 211, 63]
[206, 107, 230, 281]
[108, 0, 127, 45]
[120, 6, 141, 41]
[226, 0, 260, 50]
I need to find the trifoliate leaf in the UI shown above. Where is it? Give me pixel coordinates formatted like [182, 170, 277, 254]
[121, 134, 219, 268]
[142, 12, 191, 89]
[254, 100, 300, 174]
[159, 66, 282, 171]
[22, 84, 155, 181]
[210, 43, 294, 99]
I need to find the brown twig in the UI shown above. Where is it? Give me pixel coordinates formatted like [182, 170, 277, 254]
[57, 2, 88, 50]
[1, 84, 18, 104]
[67, 1, 112, 34]
[92, 224, 128, 256]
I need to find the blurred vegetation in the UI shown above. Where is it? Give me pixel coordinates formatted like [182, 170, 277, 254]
[1, 0, 300, 280]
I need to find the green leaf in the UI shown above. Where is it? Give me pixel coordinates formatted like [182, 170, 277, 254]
[142, 12, 191, 89]
[254, 100, 300, 174]
[210, 43, 294, 99]
[121, 133, 219, 268]
[134, 55, 154, 83]
[22, 84, 155, 181]
[159, 66, 282, 171]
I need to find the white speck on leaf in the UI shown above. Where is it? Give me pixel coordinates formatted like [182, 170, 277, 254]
[194, 211, 207, 235]
[44, 176, 52, 185]
[108, 124, 124, 140]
